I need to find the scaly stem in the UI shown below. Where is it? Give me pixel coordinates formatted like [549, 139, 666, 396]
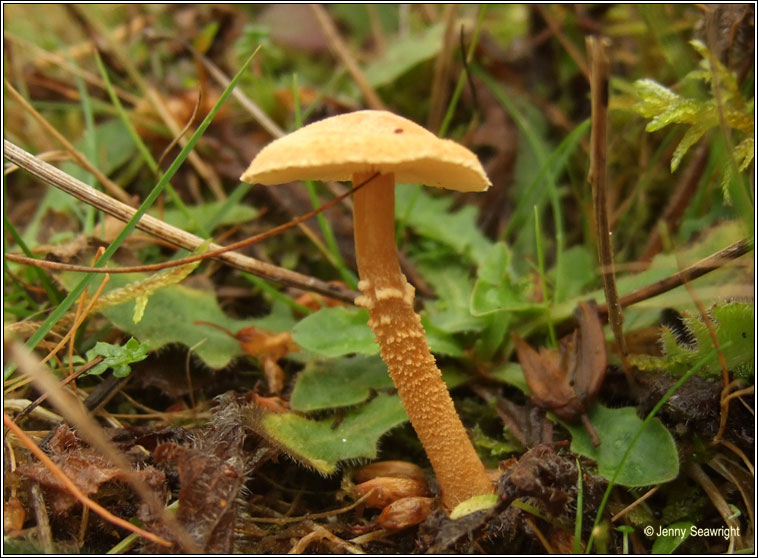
[352, 172, 493, 510]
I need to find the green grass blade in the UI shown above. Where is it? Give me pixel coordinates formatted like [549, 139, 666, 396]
[584, 344, 727, 553]
[94, 52, 208, 239]
[438, 6, 487, 138]
[475, 66, 573, 301]
[4, 215, 62, 305]
[5, 47, 261, 379]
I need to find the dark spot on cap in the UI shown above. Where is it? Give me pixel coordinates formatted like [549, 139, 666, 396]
[394, 128, 404, 134]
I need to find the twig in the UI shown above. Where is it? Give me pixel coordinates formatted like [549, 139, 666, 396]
[596, 238, 753, 315]
[29, 482, 54, 554]
[288, 521, 365, 554]
[685, 462, 744, 549]
[249, 489, 377, 525]
[586, 36, 631, 379]
[611, 486, 660, 522]
[5, 176, 370, 278]
[4, 413, 171, 547]
[4, 80, 133, 205]
[10, 357, 104, 425]
[3, 140, 361, 304]
[311, 4, 386, 110]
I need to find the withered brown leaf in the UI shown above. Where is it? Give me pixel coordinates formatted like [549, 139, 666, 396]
[513, 301, 607, 430]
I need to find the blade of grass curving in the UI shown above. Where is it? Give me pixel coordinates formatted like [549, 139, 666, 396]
[94, 51, 208, 239]
[476, 65, 572, 302]
[505, 119, 589, 244]
[438, 5, 487, 138]
[5, 47, 261, 380]
[242, 272, 312, 316]
[574, 458, 584, 554]
[584, 344, 727, 553]
[70, 56, 98, 234]
[534, 205, 557, 347]
[4, 216, 62, 305]
[292, 73, 357, 289]
[205, 181, 251, 232]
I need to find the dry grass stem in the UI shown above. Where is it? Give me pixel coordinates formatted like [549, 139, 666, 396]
[427, 5, 459, 132]
[311, 4, 386, 111]
[71, 5, 225, 200]
[4, 140, 360, 303]
[3, 30, 143, 106]
[4, 80, 133, 204]
[611, 486, 660, 522]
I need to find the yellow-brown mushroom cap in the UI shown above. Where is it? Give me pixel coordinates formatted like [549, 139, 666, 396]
[240, 110, 491, 192]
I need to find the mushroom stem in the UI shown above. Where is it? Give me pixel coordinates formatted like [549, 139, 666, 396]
[352, 172, 493, 510]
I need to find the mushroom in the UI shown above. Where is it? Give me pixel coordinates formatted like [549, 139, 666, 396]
[241, 110, 493, 509]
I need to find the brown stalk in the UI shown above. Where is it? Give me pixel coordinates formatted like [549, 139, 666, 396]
[586, 36, 631, 378]
[311, 4, 387, 110]
[4, 413, 171, 547]
[686, 462, 745, 549]
[4, 80, 133, 205]
[3, 140, 360, 304]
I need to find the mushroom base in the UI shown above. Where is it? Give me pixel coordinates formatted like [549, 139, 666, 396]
[352, 172, 493, 510]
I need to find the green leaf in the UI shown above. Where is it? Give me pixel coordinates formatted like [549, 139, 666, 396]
[420, 262, 483, 333]
[290, 355, 392, 412]
[291, 305, 463, 358]
[59, 271, 294, 369]
[470, 243, 537, 317]
[550, 244, 597, 303]
[290, 353, 469, 413]
[564, 404, 679, 487]
[291, 307, 377, 357]
[651, 521, 693, 554]
[149, 201, 258, 235]
[364, 23, 445, 88]
[489, 362, 531, 395]
[84, 337, 148, 378]
[396, 185, 492, 266]
[255, 393, 409, 474]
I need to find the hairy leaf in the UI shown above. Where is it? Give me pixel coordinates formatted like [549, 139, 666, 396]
[251, 393, 408, 474]
[632, 301, 754, 379]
